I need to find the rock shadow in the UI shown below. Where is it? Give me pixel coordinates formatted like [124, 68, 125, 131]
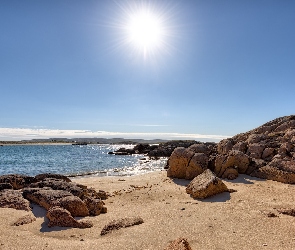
[172, 178, 191, 187]
[225, 174, 266, 185]
[200, 192, 231, 203]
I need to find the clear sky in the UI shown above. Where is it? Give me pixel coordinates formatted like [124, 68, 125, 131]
[1, 0, 295, 141]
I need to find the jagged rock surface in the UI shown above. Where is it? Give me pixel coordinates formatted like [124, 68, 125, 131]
[46, 206, 93, 228]
[0, 173, 108, 228]
[167, 115, 295, 184]
[186, 169, 229, 199]
[0, 189, 31, 211]
[100, 216, 144, 235]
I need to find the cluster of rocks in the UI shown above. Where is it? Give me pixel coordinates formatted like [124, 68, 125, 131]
[0, 173, 107, 228]
[166, 115, 295, 198]
[109, 140, 197, 158]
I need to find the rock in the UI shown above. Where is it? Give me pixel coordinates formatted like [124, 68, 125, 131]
[22, 188, 73, 210]
[46, 206, 93, 228]
[214, 150, 250, 178]
[13, 214, 36, 226]
[167, 115, 295, 184]
[186, 169, 229, 199]
[100, 216, 144, 235]
[277, 208, 295, 217]
[0, 189, 31, 211]
[59, 196, 89, 217]
[29, 178, 86, 198]
[0, 183, 13, 191]
[167, 148, 195, 179]
[83, 196, 106, 216]
[185, 153, 208, 179]
[35, 173, 71, 182]
[0, 174, 36, 189]
[164, 238, 192, 250]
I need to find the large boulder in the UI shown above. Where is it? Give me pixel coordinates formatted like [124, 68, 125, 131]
[167, 148, 195, 179]
[185, 153, 208, 180]
[186, 169, 229, 199]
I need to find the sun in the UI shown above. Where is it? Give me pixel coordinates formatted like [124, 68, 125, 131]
[126, 11, 164, 52]
[118, 3, 172, 60]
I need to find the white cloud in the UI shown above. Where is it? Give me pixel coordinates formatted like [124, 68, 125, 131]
[0, 127, 230, 142]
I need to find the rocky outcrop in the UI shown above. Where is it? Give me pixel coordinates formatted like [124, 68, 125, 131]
[46, 206, 93, 228]
[164, 238, 192, 250]
[109, 140, 198, 158]
[186, 169, 229, 199]
[167, 115, 295, 184]
[167, 143, 217, 180]
[0, 189, 31, 211]
[100, 216, 144, 235]
[0, 173, 108, 228]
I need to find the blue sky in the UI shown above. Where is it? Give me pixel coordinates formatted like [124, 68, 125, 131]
[1, 0, 295, 141]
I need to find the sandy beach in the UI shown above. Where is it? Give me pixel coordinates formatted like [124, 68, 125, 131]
[0, 170, 295, 250]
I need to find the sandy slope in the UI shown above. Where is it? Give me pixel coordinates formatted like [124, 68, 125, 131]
[0, 171, 295, 250]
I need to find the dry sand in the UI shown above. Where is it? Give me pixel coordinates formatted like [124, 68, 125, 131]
[0, 170, 295, 250]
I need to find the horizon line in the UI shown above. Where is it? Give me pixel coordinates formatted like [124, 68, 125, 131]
[0, 127, 231, 142]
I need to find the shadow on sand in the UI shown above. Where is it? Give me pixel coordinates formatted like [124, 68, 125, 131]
[225, 174, 266, 185]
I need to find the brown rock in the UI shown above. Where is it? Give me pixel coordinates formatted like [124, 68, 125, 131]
[0, 174, 36, 189]
[83, 196, 106, 216]
[164, 238, 192, 250]
[22, 188, 73, 210]
[13, 214, 36, 226]
[185, 153, 208, 180]
[167, 148, 194, 179]
[46, 206, 93, 228]
[59, 196, 89, 217]
[35, 173, 71, 182]
[0, 189, 31, 211]
[214, 150, 249, 178]
[101, 216, 144, 235]
[277, 208, 295, 217]
[0, 183, 13, 191]
[30, 178, 86, 198]
[186, 169, 229, 199]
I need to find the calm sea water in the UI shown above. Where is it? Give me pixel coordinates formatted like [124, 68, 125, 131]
[0, 144, 167, 177]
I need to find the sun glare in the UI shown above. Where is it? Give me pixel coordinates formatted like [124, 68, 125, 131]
[127, 11, 164, 52]
[117, 2, 173, 60]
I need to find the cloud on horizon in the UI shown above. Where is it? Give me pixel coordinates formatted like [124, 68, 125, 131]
[0, 127, 230, 142]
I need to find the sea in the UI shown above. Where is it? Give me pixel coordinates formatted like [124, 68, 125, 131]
[0, 144, 167, 177]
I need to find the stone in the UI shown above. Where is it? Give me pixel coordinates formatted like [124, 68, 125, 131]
[167, 148, 195, 179]
[0, 174, 36, 189]
[0, 183, 13, 191]
[35, 173, 71, 182]
[46, 206, 93, 228]
[59, 196, 89, 217]
[22, 188, 73, 210]
[0, 189, 31, 211]
[100, 217, 144, 235]
[164, 238, 192, 250]
[185, 153, 208, 179]
[30, 178, 86, 198]
[186, 169, 229, 199]
[277, 208, 295, 217]
[83, 196, 106, 216]
[13, 214, 36, 226]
